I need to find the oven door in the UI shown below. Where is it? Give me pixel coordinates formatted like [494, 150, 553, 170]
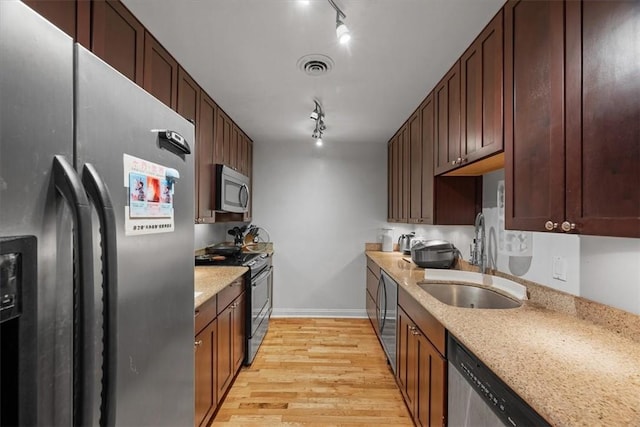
[250, 266, 272, 336]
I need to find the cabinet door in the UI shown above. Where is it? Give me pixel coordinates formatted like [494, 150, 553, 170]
[366, 268, 381, 339]
[143, 32, 178, 110]
[243, 140, 253, 222]
[23, 0, 90, 46]
[505, 0, 565, 232]
[420, 94, 435, 224]
[434, 176, 481, 225]
[177, 67, 200, 123]
[391, 136, 401, 221]
[232, 293, 246, 372]
[565, 0, 640, 238]
[387, 142, 393, 221]
[388, 138, 398, 221]
[92, 0, 143, 85]
[401, 125, 410, 223]
[237, 135, 247, 175]
[195, 319, 216, 427]
[230, 127, 239, 170]
[415, 333, 446, 427]
[434, 62, 461, 175]
[461, 10, 503, 164]
[215, 109, 233, 166]
[409, 112, 422, 222]
[216, 304, 233, 402]
[197, 92, 216, 222]
[396, 307, 416, 413]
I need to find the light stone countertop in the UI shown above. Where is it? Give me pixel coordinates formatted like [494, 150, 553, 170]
[194, 266, 248, 309]
[366, 250, 640, 427]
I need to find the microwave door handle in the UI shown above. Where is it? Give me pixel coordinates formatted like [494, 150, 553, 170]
[239, 184, 250, 208]
[52, 155, 95, 427]
[81, 164, 118, 427]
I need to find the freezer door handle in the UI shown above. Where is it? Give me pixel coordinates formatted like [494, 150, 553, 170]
[52, 155, 95, 427]
[82, 163, 118, 427]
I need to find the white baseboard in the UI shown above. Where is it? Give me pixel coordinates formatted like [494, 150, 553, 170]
[271, 308, 368, 318]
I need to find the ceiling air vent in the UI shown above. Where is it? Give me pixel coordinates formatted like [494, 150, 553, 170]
[297, 54, 334, 77]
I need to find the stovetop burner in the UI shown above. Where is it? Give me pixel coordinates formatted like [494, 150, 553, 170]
[195, 252, 264, 267]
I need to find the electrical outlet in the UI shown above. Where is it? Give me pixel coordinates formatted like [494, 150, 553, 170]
[552, 256, 567, 282]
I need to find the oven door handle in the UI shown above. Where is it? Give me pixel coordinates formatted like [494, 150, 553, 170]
[251, 266, 272, 286]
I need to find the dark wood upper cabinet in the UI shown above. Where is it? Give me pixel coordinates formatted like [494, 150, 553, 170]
[177, 67, 200, 123]
[434, 62, 462, 175]
[196, 92, 216, 223]
[92, 0, 144, 85]
[460, 10, 504, 165]
[401, 125, 410, 222]
[391, 136, 400, 221]
[23, 0, 90, 46]
[505, 0, 565, 233]
[506, 0, 638, 238]
[409, 112, 422, 222]
[564, 0, 640, 237]
[387, 142, 393, 221]
[230, 127, 239, 170]
[143, 32, 178, 110]
[420, 94, 435, 224]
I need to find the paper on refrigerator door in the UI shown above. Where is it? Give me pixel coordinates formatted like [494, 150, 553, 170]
[123, 154, 175, 236]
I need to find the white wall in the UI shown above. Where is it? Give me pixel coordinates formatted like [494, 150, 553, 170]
[252, 139, 388, 317]
[194, 222, 247, 250]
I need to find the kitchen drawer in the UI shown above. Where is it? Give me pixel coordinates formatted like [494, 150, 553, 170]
[217, 277, 244, 314]
[367, 257, 381, 279]
[366, 267, 380, 302]
[195, 295, 217, 335]
[398, 286, 445, 356]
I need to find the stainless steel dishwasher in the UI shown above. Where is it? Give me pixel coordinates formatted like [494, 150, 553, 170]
[448, 334, 550, 427]
[377, 270, 397, 374]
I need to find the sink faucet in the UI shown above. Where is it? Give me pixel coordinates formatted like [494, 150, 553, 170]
[470, 212, 486, 273]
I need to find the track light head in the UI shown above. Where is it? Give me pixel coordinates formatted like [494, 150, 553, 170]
[310, 111, 319, 120]
[336, 18, 351, 44]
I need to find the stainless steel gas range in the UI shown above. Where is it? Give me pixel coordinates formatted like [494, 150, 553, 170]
[195, 252, 273, 365]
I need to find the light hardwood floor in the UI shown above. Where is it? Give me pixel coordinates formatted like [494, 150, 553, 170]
[211, 318, 413, 426]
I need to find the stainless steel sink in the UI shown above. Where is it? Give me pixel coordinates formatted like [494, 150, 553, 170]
[418, 282, 522, 309]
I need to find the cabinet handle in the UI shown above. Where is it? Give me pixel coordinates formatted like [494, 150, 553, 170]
[561, 221, 576, 232]
[544, 221, 558, 231]
[194, 340, 203, 348]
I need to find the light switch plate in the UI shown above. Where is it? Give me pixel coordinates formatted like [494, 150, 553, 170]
[552, 256, 567, 281]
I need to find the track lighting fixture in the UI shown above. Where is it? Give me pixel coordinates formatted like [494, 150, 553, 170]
[310, 100, 325, 145]
[327, 0, 350, 44]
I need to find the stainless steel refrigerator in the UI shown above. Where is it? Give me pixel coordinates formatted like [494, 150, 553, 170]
[1, 1, 195, 425]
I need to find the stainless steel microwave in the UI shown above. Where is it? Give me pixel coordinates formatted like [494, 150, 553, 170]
[214, 164, 250, 213]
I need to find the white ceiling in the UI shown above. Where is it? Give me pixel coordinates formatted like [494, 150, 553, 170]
[121, 0, 504, 146]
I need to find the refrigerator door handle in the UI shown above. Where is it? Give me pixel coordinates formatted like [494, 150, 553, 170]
[82, 163, 118, 427]
[52, 155, 95, 427]
[157, 129, 191, 155]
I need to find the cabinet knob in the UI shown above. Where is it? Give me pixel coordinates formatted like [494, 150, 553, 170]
[194, 340, 203, 348]
[561, 221, 576, 232]
[544, 221, 558, 231]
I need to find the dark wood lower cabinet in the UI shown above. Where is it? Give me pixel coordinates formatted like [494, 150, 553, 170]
[195, 280, 245, 426]
[216, 291, 245, 403]
[195, 318, 216, 427]
[397, 305, 447, 427]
